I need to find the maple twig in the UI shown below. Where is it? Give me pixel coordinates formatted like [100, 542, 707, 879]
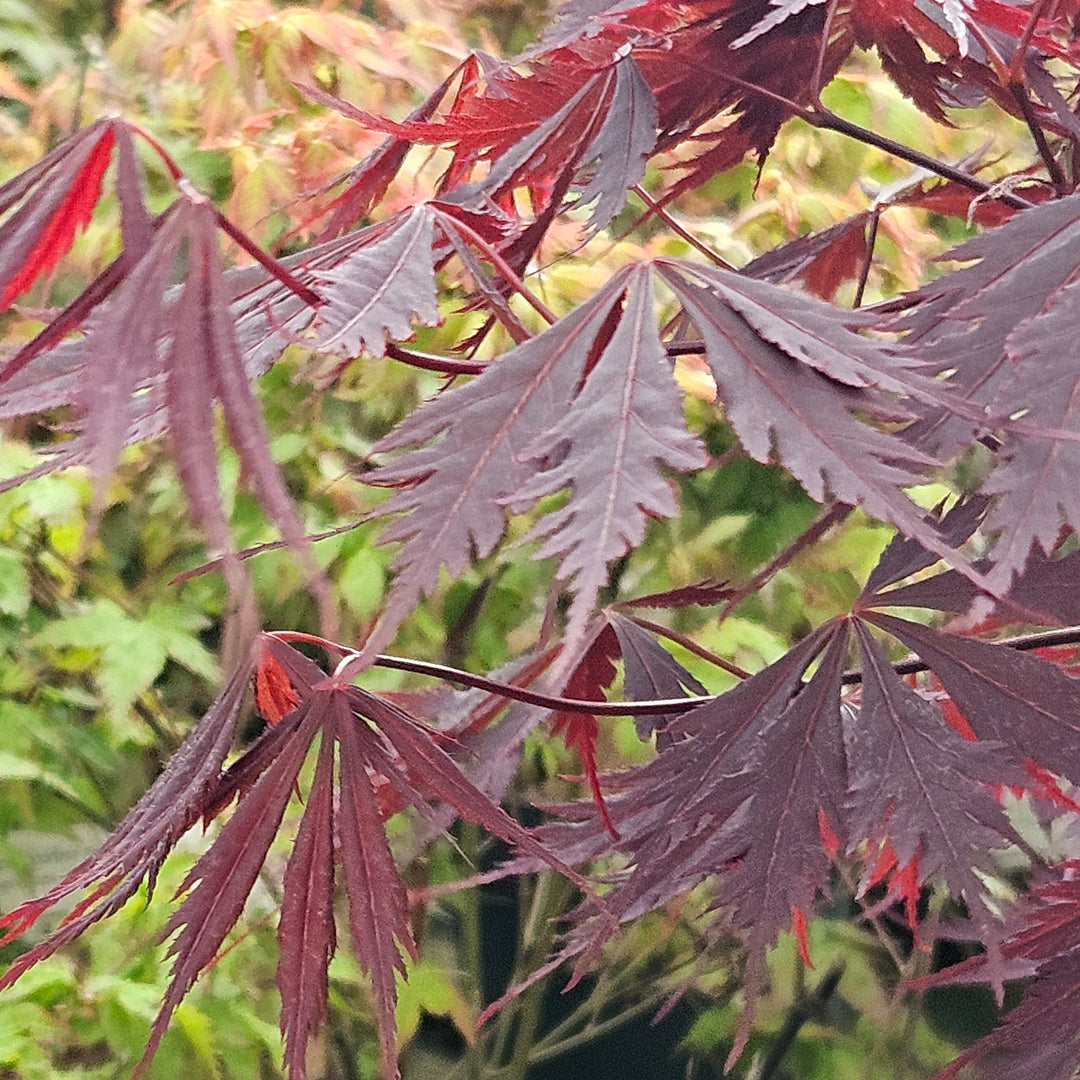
[1009, 0, 1048, 82]
[168, 518, 370, 585]
[210, 205, 323, 308]
[841, 624, 1080, 685]
[527, 993, 668, 1065]
[1008, 84, 1067, 195]
[624, 615, 752, 680]
[716, 504, 854, 623]
[749, 964, 845, 1080]
[265, 625, 1080, 714]
[852, 207, 880, 308]
[706, 68, 1033, 210]
[812, 110, 1034, 210]
[809, 0, 843, 107]
[968, 6, 1070, 195]
[384, 343, 487, 375]
[370, 652, 711, 715]
[630, 185, 736, 269]
[663, 338, 706, 356]
[432, 210, 558, 326]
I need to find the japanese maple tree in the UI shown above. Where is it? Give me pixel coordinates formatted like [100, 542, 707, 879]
[5, 0, 1080, 1078]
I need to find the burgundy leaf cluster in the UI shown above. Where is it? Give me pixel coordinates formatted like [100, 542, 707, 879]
[0, 636, 589, 1080]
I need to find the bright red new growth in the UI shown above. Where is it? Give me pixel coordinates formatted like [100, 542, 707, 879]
[254, 642, 300, 724]
[551, 625, 621, 838]
[792, 907, 813, 968]
[939, 697, 978, 742]
[817, 807, 841, 861]
[0, 125, 115, 310]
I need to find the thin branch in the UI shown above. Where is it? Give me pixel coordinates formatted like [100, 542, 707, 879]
[210, 204, 323, 308]
[1008, 80, 1068, 195]
[664, 338, 706, 356]
[168, 516, 369, 585]
[716, 503, 854, 623]
[810, 0, 843, 107]
[704, 68, 1033, 210]
[267, 625, 1080, 715]
[631, 185, 736, 269]
[852, 207, 880, 308]
[749, 964, 845, 1080]
[433, 209, 558, 326]
[965, 8, 1069, 194]
[370, 651, 708, 715]
[624, 614, 752, 680]
[840, 624, 1080, 685]
[1009, 0, 1048, 82]
[812, 110, 1034, 209]
[385, 343, 487, 376]
[527, 994, 667, 1065]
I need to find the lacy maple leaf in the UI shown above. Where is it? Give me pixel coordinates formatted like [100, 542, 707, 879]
[654, 259, 979, 574]
[0, 635, 590, 1080]
[925, 868, 1080, 1080]
[357, 264, 705, 662]
[492, 521, 1080, 1067]
[887, 193, 1080, 590]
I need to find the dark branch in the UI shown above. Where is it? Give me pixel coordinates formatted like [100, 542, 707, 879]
[270, 626, 1080, 716]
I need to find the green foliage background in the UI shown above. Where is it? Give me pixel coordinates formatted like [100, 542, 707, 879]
[0, 2, 1038, 1078]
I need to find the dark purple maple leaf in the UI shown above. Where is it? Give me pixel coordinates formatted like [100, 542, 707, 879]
[847, 622, 1022, 932]
[865, 611, 1080, 784]
[876, 547, 1080, 627]
[510, 268, 706, 656]
[0, 634, 593, 1080]
[754, 0, 1073, 128]
[356, 264, 703, 664]
[977, 288, 1080, 591]
[707, 626, 851, 1066]
[856, 491, 1080, 627]
[938, 960, 1080, 1080]
[532, 0, 679, 52]
[631, 3, 850, 205]
[887, 192, 1080, 445]
[929, 870, 1080, 1080]
[208, 202, 451, 384]
[875, 190, 1080, 593]
[443, 53, 657, 235]
[308, 205, 441, 356]
[510, 624, 843, 1016]
[860, 496, 989, 598]
[0, 129, 331, 598]
[606, 610, 706, 742]
[613, 579, 732, 609]
[653, 261, 984, 577]
[278, 731, 335, 1080]
[566, 53, 658, 230]
[493, 528, 1069, 1066]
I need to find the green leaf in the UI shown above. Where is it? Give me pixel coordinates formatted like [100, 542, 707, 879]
[0, 548, 29, 617]
[33, 600, 218, 741]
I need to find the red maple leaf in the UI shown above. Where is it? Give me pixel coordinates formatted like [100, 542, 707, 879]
[0, 119, 116, 310]
[0, 635, 593, 1080]
[551, 622, 622, 837]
